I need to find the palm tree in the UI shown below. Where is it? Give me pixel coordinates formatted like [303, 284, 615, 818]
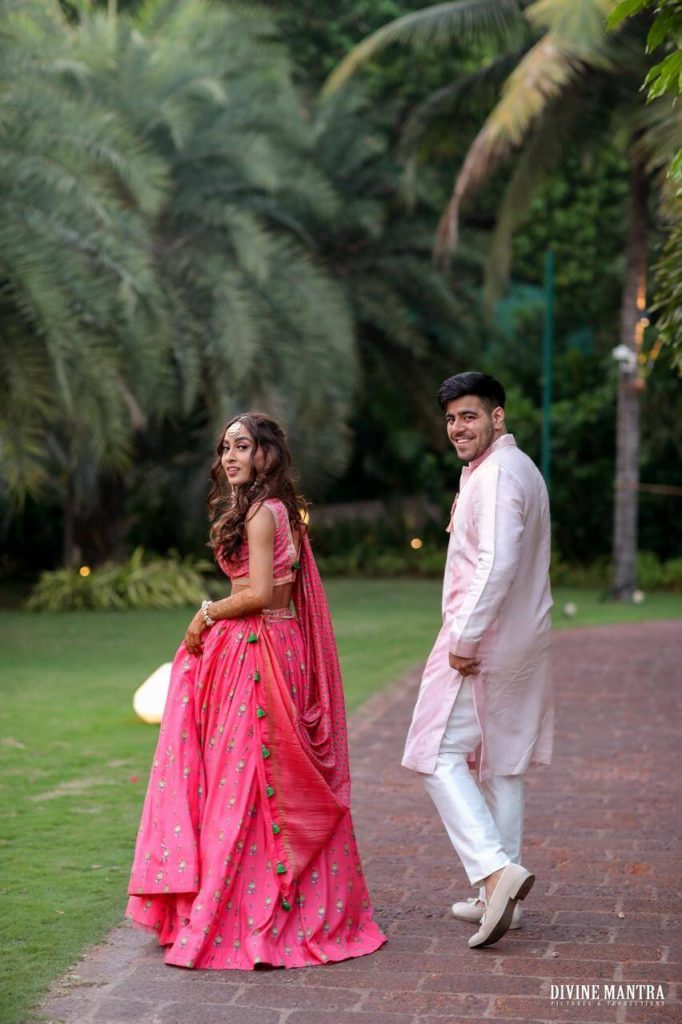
[307, 87, 485, 495]
[1, 0, 361, 564]
[325, 0, 682, 598]
[0, 0, 169, 564]
[72, 0, 358, 491]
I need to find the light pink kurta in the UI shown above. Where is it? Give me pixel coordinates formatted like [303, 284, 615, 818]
[402, 434, 554, 780]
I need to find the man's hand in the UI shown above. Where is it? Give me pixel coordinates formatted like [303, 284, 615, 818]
[449, 653, 481, 676]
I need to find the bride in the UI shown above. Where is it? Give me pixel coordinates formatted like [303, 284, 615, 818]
[126, 413, 386, 969]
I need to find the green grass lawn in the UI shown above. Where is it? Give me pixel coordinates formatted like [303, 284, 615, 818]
[550, 586, 682, 629]
[1, 581, 680, 1023]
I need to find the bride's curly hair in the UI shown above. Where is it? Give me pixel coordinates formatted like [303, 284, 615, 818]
[207, 412, 308, 563]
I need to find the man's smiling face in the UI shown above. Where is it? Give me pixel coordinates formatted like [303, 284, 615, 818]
[444, 395, 505, 463]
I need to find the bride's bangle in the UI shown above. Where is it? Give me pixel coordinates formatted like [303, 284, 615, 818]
[201, 599, 215, 626]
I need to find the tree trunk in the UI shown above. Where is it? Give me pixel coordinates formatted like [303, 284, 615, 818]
[62, 476, 129, 569]
[612, 152, 648, 599]
[62, 482, 81, 570]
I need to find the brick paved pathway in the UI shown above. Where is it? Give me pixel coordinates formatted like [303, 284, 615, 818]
[40, 621, 681, 1024]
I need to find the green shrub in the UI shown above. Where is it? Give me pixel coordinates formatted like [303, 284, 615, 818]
[413, 546, 448, 576]
[370, 551, 411, 576]
[660, 558, 682, 592]
[32, 544, 678, 606]
[316, 552, 363, 577]
[549, 551, 682, 592]
[317, 542, 445, 579]
[549, 554, 610, 588]
[26, 548, 215, 611]
[635, 551, 665, 590]
[631, 551, 682, 592]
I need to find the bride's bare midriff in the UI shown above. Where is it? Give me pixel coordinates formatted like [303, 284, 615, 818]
[230, 581, 294, 611]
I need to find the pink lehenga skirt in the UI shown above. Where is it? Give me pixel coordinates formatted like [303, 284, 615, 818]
[126, 609, 386, 969]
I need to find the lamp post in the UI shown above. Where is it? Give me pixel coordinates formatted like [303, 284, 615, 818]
[541, 249, 554, 493]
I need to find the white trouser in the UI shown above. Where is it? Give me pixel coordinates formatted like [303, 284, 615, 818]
[422, 678, 524, 889]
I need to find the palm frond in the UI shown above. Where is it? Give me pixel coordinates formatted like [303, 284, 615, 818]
[0, 333, 53, 503]
[435, 32, 587, 260]
[482, 87, 585, 308]
[399, 47, 531, 202]
[322, 0, 525, 97]
[652, 211, 682, 369]
[633, 95, 682, 187]
[526, 0, 614, 54]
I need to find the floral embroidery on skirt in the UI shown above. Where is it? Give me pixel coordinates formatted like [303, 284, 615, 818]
[126, 611, 386, 969]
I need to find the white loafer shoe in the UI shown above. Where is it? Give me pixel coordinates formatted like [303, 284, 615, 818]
[451, 896, 522, 929]
[451, 897, 485, 923]
[468, 863, 534, 949]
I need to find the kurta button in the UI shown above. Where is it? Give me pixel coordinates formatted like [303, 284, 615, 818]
[262, 745, 271, 759]
[266, 786, 274, 798]
[276, 862, 287, 874]
[272, 823, 281, 835]
[256, 707, 266, 718]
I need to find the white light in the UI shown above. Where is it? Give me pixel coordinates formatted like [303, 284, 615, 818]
[133, 663, 172, 724]
[563, 602, 577, 617]
[611, 345, 637, 372]
[631, 590, 645, 605]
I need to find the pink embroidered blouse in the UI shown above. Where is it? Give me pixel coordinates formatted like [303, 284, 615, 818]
[217, 498, 299, 587]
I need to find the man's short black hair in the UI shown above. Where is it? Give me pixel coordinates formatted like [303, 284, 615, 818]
[438, 371, 506, 412]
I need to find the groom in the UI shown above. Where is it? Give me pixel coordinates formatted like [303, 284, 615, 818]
[403, 372, 554, 948]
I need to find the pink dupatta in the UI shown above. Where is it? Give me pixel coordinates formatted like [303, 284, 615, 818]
[292, 532, 351, 808]
[256, 531, 351, 898]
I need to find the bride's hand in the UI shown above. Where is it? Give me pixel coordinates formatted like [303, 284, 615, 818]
[184, 610, 206, 655]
